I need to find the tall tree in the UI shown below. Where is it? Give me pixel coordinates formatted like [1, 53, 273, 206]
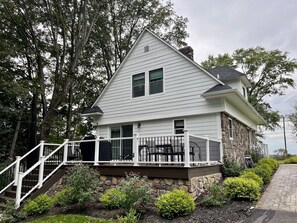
[201, 47, 297, 130]
[289, 104, 297, 140]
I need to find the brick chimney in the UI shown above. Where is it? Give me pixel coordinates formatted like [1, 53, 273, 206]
[178, 46, 194, 60]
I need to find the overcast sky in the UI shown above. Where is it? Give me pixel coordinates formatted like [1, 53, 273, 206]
[171, 0, 297, 154]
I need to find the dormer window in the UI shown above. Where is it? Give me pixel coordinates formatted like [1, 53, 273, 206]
[149, 68, 163, 94]
[132, 73, 145, 97]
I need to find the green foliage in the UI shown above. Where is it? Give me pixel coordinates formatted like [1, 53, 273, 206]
[118, 173, 153, 211]
[25, 214, 114, 223]
[201, 47, 297, 131]
[240, 171, 263, 188]
[0, 199, 27, 223]
[53, 188, 71, 206]
[250, 148, 264, 164]
[222, 158, 243, 178]
[284, 156, 297, 164]
[289, 104, 297, 139]
[254, 163, 273, 175]
[258, 158, 279, 170]
[246, 167, 272, 184]
[117, 209, 140, 223]
[23, 194, 54, 216]
[156, 189, 195, 219]
[100, 188, 127, 209]
[62, 165, 100, 208]
[223, 177, 260, 201]
[200, 183, 228, 207]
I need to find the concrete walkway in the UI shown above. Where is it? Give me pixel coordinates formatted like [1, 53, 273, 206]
[239, 164, 297, 223]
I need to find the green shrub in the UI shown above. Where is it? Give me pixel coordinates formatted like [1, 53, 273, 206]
[119, 173, 153, 211]
[254, 163, 273, 175]
[200, 183, 228, 207]
[1, 199, 27, 223]
[53, 188, 71, 206]
[62, 164, 100, 208]
[23, 194, 54, 215]
[156, 189, 195, 219]
[258, 158, 279, 170]
[222, 158, 243, 178]
[284, 156, 297, 164]
[100, 188, 126, 209]
[240, 171, 263, 188]
[251, 167, 271, 184]
[223, 177, 260, 201]
[117, 208, 140, 223]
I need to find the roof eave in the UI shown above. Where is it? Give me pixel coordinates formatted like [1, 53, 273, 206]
[202, 89, 266, 124]
[81, 112, 103, 117]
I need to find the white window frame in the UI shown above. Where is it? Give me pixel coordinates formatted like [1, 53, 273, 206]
[173, 119, 185, 134]
[228, 118, 233, 140]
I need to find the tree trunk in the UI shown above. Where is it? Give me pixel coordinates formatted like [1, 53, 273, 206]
[66, 84, 74, 139]
[10, 112, 23, 158]
[28, 93, 38, 150]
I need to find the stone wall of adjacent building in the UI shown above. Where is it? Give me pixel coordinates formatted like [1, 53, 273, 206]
[221, 112, 256, 163]
[47, 172, 222, 200]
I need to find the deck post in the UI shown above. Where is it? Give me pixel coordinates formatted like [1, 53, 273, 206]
[206, 136, 210, 165]
[63, 139, 69, 163]
[184, 130, 190, 167]
[15, 172, 23, 209]
[39, 140, 45, 158]
[219, 139, 223, 163]
[38, 156, 45, 188]
[133, 133, 139, 166]
[94, 136, 100, 166]
[14, 156, 21, 186]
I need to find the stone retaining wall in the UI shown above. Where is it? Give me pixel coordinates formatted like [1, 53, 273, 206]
[48, 172, 222, 199]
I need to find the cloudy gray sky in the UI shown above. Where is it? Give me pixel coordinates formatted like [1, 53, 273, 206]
[171, 0, 297, 154]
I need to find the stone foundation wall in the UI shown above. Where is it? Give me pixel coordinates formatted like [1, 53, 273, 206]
[221, 112, 256, 163]
[48, 172, 222, 200]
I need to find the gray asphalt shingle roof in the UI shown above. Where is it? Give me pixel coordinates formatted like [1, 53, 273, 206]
[209, 66, 246, 81]
[204, 84, 232, 93]
[82, 106, 103, 115]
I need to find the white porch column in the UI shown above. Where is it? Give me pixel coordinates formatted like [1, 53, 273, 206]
[63, 139, 69, 163]
[220, 139, 223, 163]
[133, 133, 139, 166]
[184, 130, 190, 167]
[15, 172, 23, 209]
[206, 136, 210, 165]
[39, 140, 45, 158]
[94, 135, 100, 166]
[38, 156, 45, 188]
[14, 156, 21, 186]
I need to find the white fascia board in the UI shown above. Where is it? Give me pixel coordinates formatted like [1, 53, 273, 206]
[240, 76, 252, 88]
[202, 89, 265, 124]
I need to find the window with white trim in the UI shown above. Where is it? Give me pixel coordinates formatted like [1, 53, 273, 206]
[174, 120, 184, 134]
[228, 118, 233, 139]
[132, 73, 145, 97]
[149, 68, 163, 94]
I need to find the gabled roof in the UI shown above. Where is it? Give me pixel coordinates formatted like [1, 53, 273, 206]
[81, 106, 103, 117]
[91, 28, 225, 107]
[204, 84, 232, 93]
[209, 66, 251, 87]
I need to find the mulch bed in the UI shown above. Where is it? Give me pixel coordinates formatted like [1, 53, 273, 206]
[26, 199, 255, 223]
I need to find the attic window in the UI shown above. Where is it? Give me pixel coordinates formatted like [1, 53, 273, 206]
[144, 46, 149, 52]
[149, 68, 163, 94]
[132, 73, 145, 97]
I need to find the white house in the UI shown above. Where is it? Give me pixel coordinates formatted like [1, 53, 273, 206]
[82, 29, 265, 162]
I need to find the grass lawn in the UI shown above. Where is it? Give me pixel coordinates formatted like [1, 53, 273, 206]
[25, 214, 115, 223]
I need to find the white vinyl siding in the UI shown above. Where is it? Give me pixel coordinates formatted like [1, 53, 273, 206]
[95, 31, 222, 125]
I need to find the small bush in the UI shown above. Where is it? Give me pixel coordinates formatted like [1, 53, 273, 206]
[0, 199, 27, 223]
[284, 156, 297, 164]
[62, 164, 100, 207]
[251, 167, 271, 184]
[53, 188, 71, 206]
[119, 173, 153, 211]
[240, 171, 263, 188]
[222, 158, 243, 178]
[117, 208, 140, 223]
[258, 158, 279, 170]
[200, 183, 228, 207]
[23, 194, 54, 215]
[100, 188, 126, 209]
[156, 189, 195, 219]
[254, 163, 273, 175]
[223, 177, 260, 201]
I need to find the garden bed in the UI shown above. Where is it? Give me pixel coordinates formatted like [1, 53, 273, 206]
[23, 199, 255, 223]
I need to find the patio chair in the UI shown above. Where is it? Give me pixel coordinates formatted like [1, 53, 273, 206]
[171, 139, 196, 162]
